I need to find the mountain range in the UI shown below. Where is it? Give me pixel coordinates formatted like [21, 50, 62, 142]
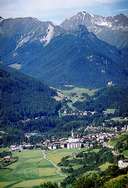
[61, 11, 128, 49]
[0, 12, 128, 88]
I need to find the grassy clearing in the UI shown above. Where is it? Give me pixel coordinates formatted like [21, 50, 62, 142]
[108, 139, 118, 147]
[123, 150, 128, 157]
[62, 87, 96, 97]
[108, 133, 128, 147]
[61, 87, 96, 111]
[0, 147, 9, 152]
[104, 174, 128, 188]
[62, 87, 96, 103]
[111, 117, 128, 122]
[47, 148, 87, 164]
[104, 108, 116, 114]
[99, 162, 112, 171]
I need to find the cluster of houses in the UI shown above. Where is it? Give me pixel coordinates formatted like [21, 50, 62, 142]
[61, 109, 96, 117]
[9, 124, 128, 153]
[10, 129, 120, 152]
[43, 130, 82, 150]
[40, 130, 116, 150]
[10, 144, 34, 152]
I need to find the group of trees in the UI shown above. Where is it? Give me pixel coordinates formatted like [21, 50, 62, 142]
[35, 164, 128, 188]
[114, 134, 128, 153]
[0, 65, 62, 145]
[57, 147, 128, 188]
[59, 148, 115, 187]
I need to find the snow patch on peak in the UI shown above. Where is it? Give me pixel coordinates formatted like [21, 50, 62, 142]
[82, 11, 94, 17]
[40, 24, 54, 46]
[86, 55, 94, 62]
[9, 63, 22, 70]
[82, 11, 87, 16]
[96, 21, 112, 28]
[101, 69, 106, 74]
[13, 52, 18, 57]
[90, 13, 94, 18]
[0, 17, 4, 22]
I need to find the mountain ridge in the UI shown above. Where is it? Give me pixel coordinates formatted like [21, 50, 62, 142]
[61, 11, 128, 48]
[0, 12, 128, 88]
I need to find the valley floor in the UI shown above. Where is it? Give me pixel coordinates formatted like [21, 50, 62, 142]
[0, 148, 84, 188]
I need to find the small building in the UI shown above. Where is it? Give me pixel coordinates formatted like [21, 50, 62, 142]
[23, 144, 34, 149]
[52, 142, 61, 150]
[107, 81, 113, 87]
[10, 145, 23, 152]
[4, 156, 11, 162]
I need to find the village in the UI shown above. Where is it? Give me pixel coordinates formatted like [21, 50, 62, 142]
[10, 124, 128, 152]
[6, 125, 128, 171]
[1, 124, 128, 181]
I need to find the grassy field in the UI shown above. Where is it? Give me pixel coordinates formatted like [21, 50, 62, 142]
[99, 162, 112, 171]
[108, 133, 128, 147]
[110, 117, 128, 122]
[47, 148, 83, 164]
[123, 150, 128, 157]
[0, 147, 9, 152]
[61, 87, 96, 111]
[0, 148, 85, 188]
[0, 149, 61, 188]
[62, 87, 96, 103]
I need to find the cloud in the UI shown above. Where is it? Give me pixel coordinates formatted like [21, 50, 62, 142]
[0, 0, 118, 12]
[0, 0, 127, 23]
[116, 8, 128, 13]
[96, 0, 121, 4]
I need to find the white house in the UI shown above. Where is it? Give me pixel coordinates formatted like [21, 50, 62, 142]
[118, 160, 128, 169]
[10, 145, 23, 152]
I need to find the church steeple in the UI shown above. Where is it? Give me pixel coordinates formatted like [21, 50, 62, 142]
[71, 129, 74, 138]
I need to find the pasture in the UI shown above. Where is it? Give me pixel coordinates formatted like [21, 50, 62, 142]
[61, 86, 96, 111]
[0, 148, 83, 188]
[62, 87, 96, 103]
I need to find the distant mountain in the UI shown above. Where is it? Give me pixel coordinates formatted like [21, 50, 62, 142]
[61, 12, 128, 48]
[0, 16, 128, 88]
[0, 17, 65, 74]
[22, 25, 127, 88]
[0, 17, 64, 65]
[0, 64, 60, 123]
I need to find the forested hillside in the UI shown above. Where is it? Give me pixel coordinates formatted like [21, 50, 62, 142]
[73, 86, 128, 115]
[0, 65, 60, 123]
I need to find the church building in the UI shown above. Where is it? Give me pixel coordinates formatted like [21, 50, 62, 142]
[67, 130, 82, 149]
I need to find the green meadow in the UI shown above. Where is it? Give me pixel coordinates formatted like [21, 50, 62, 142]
[0, 148, 83, 188]
[62, 87, 96, 103]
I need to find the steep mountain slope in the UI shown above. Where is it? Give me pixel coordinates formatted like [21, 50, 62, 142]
[61, 12, 128, 48]
[0, 64, 60, 123]
[0, 17, 64, 69]
[0, 16, 127, 88]
[20, 25, 127, 88]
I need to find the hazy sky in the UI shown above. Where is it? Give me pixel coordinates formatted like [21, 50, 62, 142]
[0, 0, 128, 23]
